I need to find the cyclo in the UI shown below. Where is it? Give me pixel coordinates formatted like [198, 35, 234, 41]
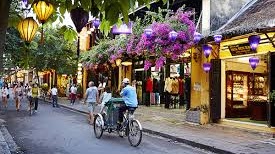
[93, 98, 142, 147]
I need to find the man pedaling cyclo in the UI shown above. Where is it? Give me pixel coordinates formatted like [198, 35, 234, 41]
[118, 78, 138, 129]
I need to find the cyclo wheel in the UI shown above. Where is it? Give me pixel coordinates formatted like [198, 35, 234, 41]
[128, 119, 142, 147]
[93, 114, 104, 139]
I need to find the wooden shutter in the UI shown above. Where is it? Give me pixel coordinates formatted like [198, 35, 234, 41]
[268, 52, 275, 126]
[210, 59, 221, 122]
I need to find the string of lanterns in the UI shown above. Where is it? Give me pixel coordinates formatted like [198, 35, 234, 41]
[17, 0, 54, 44]
[194, 31, 261, 73]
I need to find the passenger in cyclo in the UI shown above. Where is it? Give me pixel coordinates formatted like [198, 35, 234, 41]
[118, 78, 138, 128]
[99, 86, 112, 114]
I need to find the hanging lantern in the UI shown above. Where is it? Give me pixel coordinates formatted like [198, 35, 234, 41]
[144, 28, 153, 39]
[202, 44, 212, 58]
[22, 0, 28, 7]
[203, 63, 211, 72]
[249, 56, 260, 70]
[169, 31, 178, 42]
[194, 32, 202, 44]
[93, 18, 100, 29]
[70, 7, 89, 33]
[214, 34, 222, 44]
[112, 22, 133, 35]
[115, 58, 122, 66]
[248, 35, 260, 51]
[70, 7, 89, 58]
[32, 0, 54, 24]
[17, 17, 39, 43]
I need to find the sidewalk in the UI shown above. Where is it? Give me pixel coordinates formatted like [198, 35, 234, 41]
[0, 119, 19, 154]
[47, 97, 275, 154]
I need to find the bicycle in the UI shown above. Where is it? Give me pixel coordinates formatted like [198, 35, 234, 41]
[28, 96, 35, 116]
[94, 98, 142, 147]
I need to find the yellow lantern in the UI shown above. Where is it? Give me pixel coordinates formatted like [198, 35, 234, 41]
[32, 0, 54, 24]
[17, 17, 38, 43]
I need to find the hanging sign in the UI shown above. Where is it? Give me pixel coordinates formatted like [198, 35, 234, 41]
[228, 43, 256, 56]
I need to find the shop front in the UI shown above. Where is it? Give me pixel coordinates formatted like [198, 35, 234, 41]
[189, 34, 275, 127]
[213, 32, 275, 127]
[133, 55, 191, 109]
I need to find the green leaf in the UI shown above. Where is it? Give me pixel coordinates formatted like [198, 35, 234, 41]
[59, 6, 66, 15]
[80, 0, 91, 10]
[119, 0, 130, 23]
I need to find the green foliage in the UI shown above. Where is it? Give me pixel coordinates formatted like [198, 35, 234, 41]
[8, 0, 169, 38]
[4, 26, 77, 75]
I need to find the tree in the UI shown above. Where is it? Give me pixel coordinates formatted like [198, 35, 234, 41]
[4, 26, 78, 75]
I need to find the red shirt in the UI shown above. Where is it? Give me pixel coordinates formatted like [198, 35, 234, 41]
[146, 78, 153, 92]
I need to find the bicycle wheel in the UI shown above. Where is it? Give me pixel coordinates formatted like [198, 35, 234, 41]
[94, 114, 104, 139]
[29, 102, 33, 116]
[128, 119, 142, 147]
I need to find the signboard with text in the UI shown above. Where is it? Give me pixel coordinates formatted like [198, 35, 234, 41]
[228, 43, 256, 56]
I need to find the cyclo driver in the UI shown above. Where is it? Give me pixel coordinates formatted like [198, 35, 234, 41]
[118, 78, 138, 129]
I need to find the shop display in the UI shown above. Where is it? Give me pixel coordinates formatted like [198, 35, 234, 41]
[226, 71, 268, 119]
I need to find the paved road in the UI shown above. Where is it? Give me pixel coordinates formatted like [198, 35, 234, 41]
[0, 98, 213, 154]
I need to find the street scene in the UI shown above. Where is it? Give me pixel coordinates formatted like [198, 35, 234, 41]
[0, 0, 275, 154]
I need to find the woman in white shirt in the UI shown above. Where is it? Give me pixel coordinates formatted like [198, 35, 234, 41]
[99, 87, 112, 113]
[2, 84, 9, 108]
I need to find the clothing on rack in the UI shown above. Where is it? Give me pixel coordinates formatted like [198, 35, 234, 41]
[146, 77, 153, 93]
[164, 77, 172, 93]
[171, 78, 179, 94]
[150, 93, 155, 105]
[178, 78, 184, 96]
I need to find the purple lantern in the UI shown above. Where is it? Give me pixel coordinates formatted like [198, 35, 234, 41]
[144, 28, 153, 39]
[22, 0, 28, 7]
[203, 63, 211, 72]
[93, 18, 100, 29]
[248, 35, 260, 51]
[112, 22, 133, 34]
[214, 34, 222, 44]
[249, 56, 260, 70]
[70, 7, 89, 33]
[202, 44, 212, 58]
[169, 31, 178, 42]
[194, 32, 202, 44]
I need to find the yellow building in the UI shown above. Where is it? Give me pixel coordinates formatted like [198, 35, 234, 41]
[189, 0, 275, 131]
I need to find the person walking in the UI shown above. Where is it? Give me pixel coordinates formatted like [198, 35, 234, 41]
[32, 83, 40, 112]
[70, 84, 77, 105]
[51, 85, 59, 107]
[84, 81, 99, 125]
[1, 84, 9, 108]
[14, 83, 23, 111]
[26, 83, 32, 111]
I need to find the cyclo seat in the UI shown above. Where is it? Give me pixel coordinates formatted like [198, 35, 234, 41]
[127, 107, 137, 114]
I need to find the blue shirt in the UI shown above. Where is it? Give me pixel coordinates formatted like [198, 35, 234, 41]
[86, 86, 98, 103]
[120, 85, 138, 107]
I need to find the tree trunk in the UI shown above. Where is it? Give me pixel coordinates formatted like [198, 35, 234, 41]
[0, 0, 12, 73]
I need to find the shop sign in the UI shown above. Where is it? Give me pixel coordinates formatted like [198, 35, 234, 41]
[228, 43, 256, 56]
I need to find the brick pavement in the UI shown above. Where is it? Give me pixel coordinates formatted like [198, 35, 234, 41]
[46, 97, 275, 154]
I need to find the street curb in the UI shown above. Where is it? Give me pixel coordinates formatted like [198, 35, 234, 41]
[143, 128, 234, 154]
[41, 99, 234, 154]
